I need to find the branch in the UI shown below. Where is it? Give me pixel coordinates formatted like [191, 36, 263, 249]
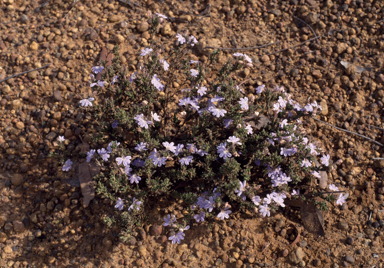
[0, 64, 51, 84]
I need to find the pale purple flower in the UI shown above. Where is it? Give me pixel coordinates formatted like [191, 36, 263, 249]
[217, 208, 231, 220]
[151, 74, 165, 91]
[190, 60, 200, 64]
[163, 142, 176, 153]
[291, 189, 300, 196]
[227, 136, 242, 146]
[98, 148, 110, 162]
[174, 144, 184, 156]
[107, 141, 120, 152]
[148, 149, 167, 167]
[263, 194, 273, 205]
[196, 149, 208, 157]
[180, 156, 193, 166]
[311, 171, 321, 179]
[176, 33, 186, 44]
[235, 180, 247, 196]
[209, 107, 227, 118]
[128, 197, 142, 211]
[79, 97, 95, 107]
[259, 203, 270, 217]
[129, 72, 137, 83]
[160, 59, 169, 71]
[57, 136, 65, 142]
[320, 154, 330, 167]
[255, 85, 265, 94]
[111, 75, 119, 85]
[112, 120, 119, 128]
[135, 142, 148, 152]
[92, 66, 104, 74]
[223, 119, 233, 129]
[217, 142, 231, 160]
[132, 158, 145, 167]
[129, 174, 141, 184]
[124, 166, 132, 175]
[163, 214, 176, 226]
[301, 159, 312, 168]
[90, 80, 106, 87]
[179, 225, 190, 232]
[140, 48, 153, 56]
[307, 143, 319, 155]
[151, 111, 161, 122]
[211, 95, 225, 103]
[116, 155, 132, 167]
[190, 69, 199, 77]
[156, 13, 167, 19]
[62, 159, 73, 171]
[280, 147, 298, 157]
[169, 231, 185, 244]
[277, 96, 287, 109]
[336, 193, 347, 206]
[86, 149, 96, 162]
[134, 114, 151, 129]
[279, 119, 288, 129]
[329, 184, 339, 191]
[233, 52, 252, 64]
[304, 104, 313, 113]
[187, 35, 198, 46]
[251, 196, 261, 206]
[194, 211, 205, 222]
[239, 97, 249, 111]
[197, 86, 207, 96]
[115, 198, 124, 210]
[245, 123, 253, 135]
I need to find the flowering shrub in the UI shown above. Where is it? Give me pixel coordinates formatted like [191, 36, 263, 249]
[57, 16, 346, 243]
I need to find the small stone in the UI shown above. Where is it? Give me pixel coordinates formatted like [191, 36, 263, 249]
[336, 43, 348, 54]
[12, 99, 21, 109]
[346, 236, 353, 245]
[306, 12, 318, 24]
[0, 216, 5, 228]
[299, 240, 307, 247]
[20, 14, 29, 23]
[53, 90, 62, 101]
[137, 21, 149, 32]
[365, 228, 374, 236]
[102, 237, 112, 248]
[30, 41, 39, 50]
[320, 100, 328, 115]
[12, 220, 25, 233]
[150, 225, 162, 236]
[11, 173, 23, 186]
[27, 71, 38, 79]
[3, 245, 12, 254]
[282, 249, 289, 257]
[46, 132, 57, 140]
[261, 55, 270, 62]
[0, 232, 7, 243]
[338, 221, 349, 231]
[345, 255, 354, 264]
[295, 247, 305, 261]
[313, 259, 321, 266]
[109, 14, 122, 23]
[15, 121, 24, 130]
[114, 34, 125, 44]
[161, 23, 172, 36]
[138, 245, 147, 257]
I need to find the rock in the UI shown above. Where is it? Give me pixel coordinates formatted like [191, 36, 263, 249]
[46, 132, 57, 140]
[161, 23, 172, 36]
[109, 14, 122, 23]
[137, 21, 149, 32]
[261, 55, 270, 62]
[336, 43, 348, 54]
[3, 245, 12, 254]
[346, 236, 353, 245]
[0, 216, 5, 228]
[2, 85, 11, 94]
[114, 34, 125, 44]
[150, 225, 162, 236]
[102, 237, 112, 248]
[299, 240, 307, 247]
[138, 245, 147, 257]
[27, 71, 38, 79]
[53, 90, 62, 101]
[30, 41, 39, 50]
[52, 112, 61, 120]
[0, 232, 7, 243]
[197, 38, 222, 55]
[320, 100, 328, 115]
[11, 173, 23, 186]
[12, 220, 25, 233]
[20, 14, 29, 23]
[345, 255, 354, 264]
[15, 121, 24, 130]
[295, 247, 305, 261]
[306, 12, 318, 24]
[12, 99, 21, 109]
[338, 221, 349, 231]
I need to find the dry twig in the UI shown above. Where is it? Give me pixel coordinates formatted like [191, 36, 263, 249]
[0, 63, 51, 84]
[266, 34, 325, 56]
[292, 15, 320, 45]
[205, 41, 281, 51]
[312, 116, 384, 147]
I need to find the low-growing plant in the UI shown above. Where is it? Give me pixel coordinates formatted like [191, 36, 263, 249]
[57, 14, 347, 243]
